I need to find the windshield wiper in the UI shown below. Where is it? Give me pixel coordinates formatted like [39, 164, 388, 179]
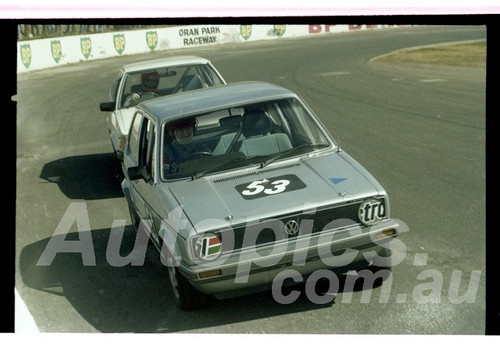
[191, 154, 248, 180]
[259, 143, 330, 169]
[192, 143, 329, 179]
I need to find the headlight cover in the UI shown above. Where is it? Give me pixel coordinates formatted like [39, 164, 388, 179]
[358, 197, 387, 226]
[192, 232, 223, 261]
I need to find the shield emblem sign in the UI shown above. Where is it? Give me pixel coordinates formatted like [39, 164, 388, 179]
[80, 37, 92, 59]
[274, 25, 286, 37]
[113, 34, 126, 55]
[51, 40, 62, 63]
[146, 31, 158, 51]
[20, 43, 32, 69]
[240, 25, 252, 40]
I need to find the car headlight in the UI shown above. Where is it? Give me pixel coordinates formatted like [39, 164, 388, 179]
[192, 232, 223, 261]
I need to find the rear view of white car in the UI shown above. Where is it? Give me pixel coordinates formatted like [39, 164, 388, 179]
[100, 56, 226, 161]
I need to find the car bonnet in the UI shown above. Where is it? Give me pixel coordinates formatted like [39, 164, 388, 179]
[166, 150, 386, 235]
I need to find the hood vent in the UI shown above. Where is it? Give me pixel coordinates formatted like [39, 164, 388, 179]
[213, 163, 301, 183]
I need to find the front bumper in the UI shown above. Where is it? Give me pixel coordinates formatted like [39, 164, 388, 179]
[179, 219, 401, 297]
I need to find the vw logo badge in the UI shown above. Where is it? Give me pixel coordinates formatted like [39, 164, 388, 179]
[285, 220, 300, 236]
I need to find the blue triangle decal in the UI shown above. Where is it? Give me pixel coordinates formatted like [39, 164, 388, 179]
[329, 177, 347, 184]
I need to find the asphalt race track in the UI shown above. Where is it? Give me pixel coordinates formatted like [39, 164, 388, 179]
[16, 25, 487, 334]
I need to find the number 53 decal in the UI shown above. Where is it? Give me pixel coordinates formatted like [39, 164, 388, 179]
[235, 174, 306, 200]
[242, 179, 290, 196]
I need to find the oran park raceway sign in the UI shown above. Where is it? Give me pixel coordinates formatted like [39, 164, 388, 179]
[178, 26, 222, 46]
[177, 24, 289, 44]
[18, 25, 409, 73]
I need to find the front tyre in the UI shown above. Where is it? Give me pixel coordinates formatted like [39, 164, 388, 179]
[167, 263, 208, 311]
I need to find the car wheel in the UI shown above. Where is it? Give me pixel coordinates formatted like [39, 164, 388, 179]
[166, 263, 207, 311]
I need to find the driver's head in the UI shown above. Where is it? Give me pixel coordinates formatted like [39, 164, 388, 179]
[171, 118, 196, 145]
[141, 71, 159, 92]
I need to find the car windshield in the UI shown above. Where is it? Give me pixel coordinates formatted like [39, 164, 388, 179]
[161, 98, 333, 181]
[118, 63, 224, 108]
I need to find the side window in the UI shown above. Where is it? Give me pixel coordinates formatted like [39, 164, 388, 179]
[137, 116, 157, 182]
[128, 112, 157, 181]
[143, 120, 156, 179]
[128, 112, 144, 164]
[148, 124, 156, 180]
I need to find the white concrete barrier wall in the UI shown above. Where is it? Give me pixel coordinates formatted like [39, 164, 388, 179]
[17, 24, 406, 73]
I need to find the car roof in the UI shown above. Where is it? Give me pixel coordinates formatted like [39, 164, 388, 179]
[139, 81, 298, 123]
[121, 56, 211, 73]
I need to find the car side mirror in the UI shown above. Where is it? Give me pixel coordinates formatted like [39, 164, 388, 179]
[100, 101, 115, 112]
[126, 165, 150, 181]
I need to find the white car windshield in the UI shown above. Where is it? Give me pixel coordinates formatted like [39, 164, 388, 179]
[119, 64, 224, 108]
[161, 98, 333, 180]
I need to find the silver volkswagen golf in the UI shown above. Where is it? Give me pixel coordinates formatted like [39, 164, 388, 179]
[121, 81, 403, 310]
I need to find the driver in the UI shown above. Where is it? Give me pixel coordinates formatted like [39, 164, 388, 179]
[124, 71, 159, 107]
[164, 118, 212, 173]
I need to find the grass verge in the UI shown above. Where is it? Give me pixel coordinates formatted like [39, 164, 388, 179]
[373, 40, 486, 67]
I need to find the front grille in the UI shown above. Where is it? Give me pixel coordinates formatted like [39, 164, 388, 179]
[220, 200, 378, 253]
[308, 204, 360, 232]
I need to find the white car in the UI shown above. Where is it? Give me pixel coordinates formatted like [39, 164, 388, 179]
[100, 56, 226, 160]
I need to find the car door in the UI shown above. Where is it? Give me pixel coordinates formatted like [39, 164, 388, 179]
[125, 112, 162, 245]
